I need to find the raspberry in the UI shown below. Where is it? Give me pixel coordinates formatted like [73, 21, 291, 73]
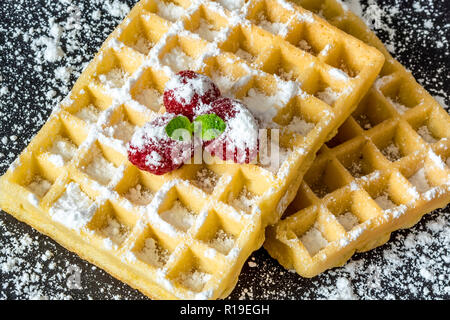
[199, 98, 259, 164]
[127, 113, 193, 175]
[163, 70, 221, 120]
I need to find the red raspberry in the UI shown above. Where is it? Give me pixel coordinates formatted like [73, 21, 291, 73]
[198, 97, 259, 164]
[127, 113, 193, 175]
[163, 70, 221, 120]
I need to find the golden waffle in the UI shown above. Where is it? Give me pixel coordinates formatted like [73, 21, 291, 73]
[265, 0, 450, 278]
[0, 0, 384, 299]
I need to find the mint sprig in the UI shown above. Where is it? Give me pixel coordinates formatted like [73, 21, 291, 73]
[193, 114, 227, 141]
[165, 114, 226, 142]
[165, 116, 193, 141]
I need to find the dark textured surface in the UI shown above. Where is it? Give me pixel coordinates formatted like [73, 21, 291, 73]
[0, 0, 448, 300]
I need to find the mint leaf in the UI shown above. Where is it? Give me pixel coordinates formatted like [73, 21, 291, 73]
[165, 116, 193, 141]
[193, 114, 226, 141]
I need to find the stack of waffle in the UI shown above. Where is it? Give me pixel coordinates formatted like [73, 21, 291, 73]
[0, 0, 447, 299]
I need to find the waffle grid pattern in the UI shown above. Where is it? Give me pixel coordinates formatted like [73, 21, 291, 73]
[264, 0, 450, 278]
[0, 0, 384, 299]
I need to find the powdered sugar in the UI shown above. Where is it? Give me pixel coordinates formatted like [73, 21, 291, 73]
[300, 223, 329, 256]
[137, 238, 170, 268]
[98, 68, 129, 89]
[123, 184, 154, 206]
[83, 148, 119, 185]
[156, 0, 185, 23]
[409, 168, 431, 193]
[134, 88, 163, 110]
[337, 212, 360, 231]
[27, 176, 52, 198]
[75, 105, 101, 124]
[162, 46, 197, 72]
[49, 136, 77, 163]
[160, 200, 197, 232]
[49, 182, 96, 230]
[286, 117, 315, 136]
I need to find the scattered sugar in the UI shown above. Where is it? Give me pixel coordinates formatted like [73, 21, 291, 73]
[177, 269, 211, 292]
[409, 168, 431, 193]
[49, 136, 77, 163]
[300, 223, 329, 256]
[216, 0, 245, 12]
[242, 88, 280, 126]
[131, 37, 153, 55]
[156, 0, 185, 22]
[27, 176, 52, 198]
[75, 104, 100, 124]
[230, 186, 260, 213]
[160, 200, 197, 232]
[387, 97, 408, 114]
[137, 238, 170, 268]
[375, 193, 396, 211]
[297, 39, 313, 53]
[382, 143, 401, 162]
[124, 184, 154, 206]
[209, 229, 235, 255]
[417, 125, 437, 143]
[286, 117, 314, 136]
[98, 68, 129, 89]
[316, 87, 341, 105]
[162, 46, 197, 72]
[134, 88, 163, 111]
[193, 168, 218, 193]
[337, 212, 360, 231]
[110, 121, 136, 142]
[195, 19, 222, 42]
[100, 216, 129, 247]
[84, 149, 118, 185]
[235, 48, 256, 63]
[49, 182, 96, 230]
[257, 13, 288, 36]
[210, 71, 236, 96]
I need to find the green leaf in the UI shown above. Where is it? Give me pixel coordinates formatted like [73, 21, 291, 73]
[165, 116, 193, 141]
[193, 114, 227, 141]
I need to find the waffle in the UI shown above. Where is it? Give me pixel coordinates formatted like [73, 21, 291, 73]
[0, 0, 384, 299]
[265, 0, 450, 278]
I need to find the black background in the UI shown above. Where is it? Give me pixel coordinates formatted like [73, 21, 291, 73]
[0, 0, 449, 300]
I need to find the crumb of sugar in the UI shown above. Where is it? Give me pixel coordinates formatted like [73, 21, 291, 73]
[162, 46, 197, 72]
[408, 168, 431, 193]
[216, 0, 245, 12]
[49, 182, 96, 230]
[27, 176, 52, 198]
[242, 88, 280, 126]
[300, 223, 329, 256]
[194, 168, 218, 193]
[137, 238, 170, 268]
[257, 13, 287, 36]
[210, 71, 236, 96]
[209, 229, 235, 255]
[298, 39, 313, 53]
[337, 212, 360, 231]
[286, 117, 315, 136]
[49, 136, 77, 163]
[75, 104, 100, 124]
[100, 216, 129, 247]
[84, 149, 118, 185]
[135, 88, 163, 111]
[132, 38, 153, 55]
[195, 19, 222, 42]
[387, 97, 408, 114]
[382, 143, 401, 162]
[235, 48, 256, 63]
[156, 0, 185, 22]
[160, 200, 197, 232]
[417, 125, 437, 143]
[316, 87, 341, 105]
[375, 193, 396, 211]
[124, 184, 154, 206]
[230, 186, 260, 213]
[98, 68, 129, 89]
[110, 121, 136, 142]
[177, 269, 211, 292]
